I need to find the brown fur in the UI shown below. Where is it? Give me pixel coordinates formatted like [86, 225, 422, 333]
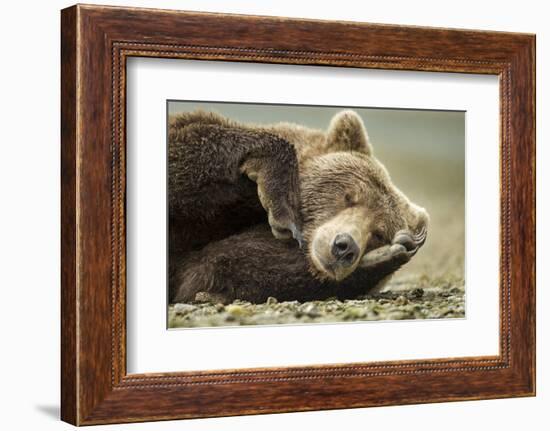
[170, 224, 408, 303]
[168, 109, 428, 303]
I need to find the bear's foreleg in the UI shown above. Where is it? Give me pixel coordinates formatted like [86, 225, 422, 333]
[170, 224, 416, 304]
[169, 124, 303, 252]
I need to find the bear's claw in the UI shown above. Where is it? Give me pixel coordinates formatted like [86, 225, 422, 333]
[289, 222, 304, 248]
[393, 226, 427, 258]
[360, 227, 428, 271]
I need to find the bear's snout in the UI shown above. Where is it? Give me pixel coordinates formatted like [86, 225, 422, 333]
[331, 233, 360, 268]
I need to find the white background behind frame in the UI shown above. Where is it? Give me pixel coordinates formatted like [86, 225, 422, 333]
[126, 58, 500, 374]
[1, 0, 547, 430]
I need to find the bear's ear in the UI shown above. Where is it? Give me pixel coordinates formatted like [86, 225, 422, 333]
[326, 110, 372, 155]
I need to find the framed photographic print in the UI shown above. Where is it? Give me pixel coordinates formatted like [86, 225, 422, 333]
[61, 4, 536, 425]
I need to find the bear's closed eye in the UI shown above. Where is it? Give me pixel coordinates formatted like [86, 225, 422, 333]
[344, 192, 358, 207]
[370, 230, 386, 246]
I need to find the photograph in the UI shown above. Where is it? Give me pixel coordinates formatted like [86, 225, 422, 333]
[167, 102, 465, 328]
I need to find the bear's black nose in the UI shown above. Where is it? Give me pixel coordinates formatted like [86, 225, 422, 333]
[331, 233, 359, 267]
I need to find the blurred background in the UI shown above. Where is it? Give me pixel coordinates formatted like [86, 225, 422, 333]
[169, 101, 465, 285]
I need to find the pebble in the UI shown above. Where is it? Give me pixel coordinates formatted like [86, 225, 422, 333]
[173, 303, 196, 315]
[395, 295, 409, 305]
[344, 307, 367, 319]
[301, 303, 320, 317]
[410, 288, 425, 299]
[225, 304, 247, 316]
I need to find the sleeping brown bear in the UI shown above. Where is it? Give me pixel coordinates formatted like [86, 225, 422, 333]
[168, 110, 429, 304]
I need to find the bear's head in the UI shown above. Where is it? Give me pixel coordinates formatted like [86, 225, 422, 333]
[298, 111, 429, 281]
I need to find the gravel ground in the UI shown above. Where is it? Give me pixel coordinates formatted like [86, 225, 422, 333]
[168, 275, 465, 328]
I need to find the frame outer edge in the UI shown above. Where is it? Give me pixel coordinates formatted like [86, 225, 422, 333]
[504, 35, 536, 396]
[61, 4, 536, 424]
[525, 35, 537, 396]
[527, 35, 536, 395]
[61, 5, 79, 426]
[531, 35, 536, 396]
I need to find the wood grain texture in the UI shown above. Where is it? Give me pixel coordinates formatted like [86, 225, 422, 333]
[60, 5, 78, 425]
[60, 4, 536, 425]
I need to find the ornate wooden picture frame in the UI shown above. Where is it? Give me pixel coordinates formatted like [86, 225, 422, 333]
[61, 4, 535, 425]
